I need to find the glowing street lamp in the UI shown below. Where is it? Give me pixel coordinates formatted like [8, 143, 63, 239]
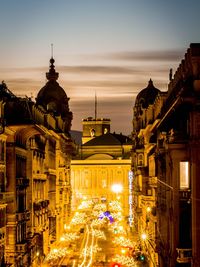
[146, 206, 151, 213]
[111, 184, 123, 194]
[141, 233, 147, 241]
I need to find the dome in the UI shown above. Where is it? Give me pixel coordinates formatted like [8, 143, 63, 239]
[36, 58, 70, 118]
[135, 79, 160, 109]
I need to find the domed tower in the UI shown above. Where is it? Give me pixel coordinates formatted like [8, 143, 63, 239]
[133, 79, 160, 132]
[36, 57, 72, 132]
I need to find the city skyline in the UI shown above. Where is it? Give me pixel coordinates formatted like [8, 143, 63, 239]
[0, 0, 200, 134]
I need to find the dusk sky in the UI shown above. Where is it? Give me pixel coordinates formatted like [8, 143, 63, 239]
[0, 0, 200, 135]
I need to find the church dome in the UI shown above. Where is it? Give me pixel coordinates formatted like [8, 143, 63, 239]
[36, 58, 70, 118]
[135, 79, 160, 109]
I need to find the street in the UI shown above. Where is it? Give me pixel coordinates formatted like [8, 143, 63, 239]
[43, 198, 144, 267]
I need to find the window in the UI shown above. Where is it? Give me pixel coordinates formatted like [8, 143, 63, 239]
[0, 141, 5, 161]
[0, 172, 5, 192]
[179, 161, 190, 189]
[16, 155, 26, 178]
[147, 189, 152, 196]
[138, 153, 144, 166]
[90, 128, 95, 137]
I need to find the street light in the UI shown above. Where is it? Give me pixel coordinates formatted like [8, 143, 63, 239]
[146, 206, 151, 213]
[141, 232, 148, 241]
[111, 184, 123, 194]
[112, 263, 121, 267]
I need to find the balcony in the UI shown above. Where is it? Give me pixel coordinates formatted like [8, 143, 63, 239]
[16, 177, 29, 188]
[33, 173, 47, 180]
[0, 192, 14, 203]
[16, 243, 28, 253]
[16, 210, 30, 221]
[176, 248, 192, 263]
[33, 200, 49, 211]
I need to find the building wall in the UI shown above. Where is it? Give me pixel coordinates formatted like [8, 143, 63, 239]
[132, 44, 200, 267]
[0, 64, 74, 266]
[0, 128, 7, 267]
[71, 159, 131, 218]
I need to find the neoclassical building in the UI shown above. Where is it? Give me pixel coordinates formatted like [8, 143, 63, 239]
[132, 43, 200, 267]
[71, 117, 133, 219]
[0, 58, 74, 266]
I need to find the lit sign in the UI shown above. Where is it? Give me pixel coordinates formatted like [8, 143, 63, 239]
[128, 170, 134, 226]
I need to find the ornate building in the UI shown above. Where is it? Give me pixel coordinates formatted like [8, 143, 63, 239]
[0, 58, 74, 266]
[71, 117, 133, 219]
[0, 101, 7, 266]
[132, 43, 200, 267]
[132, 79, 163, 267]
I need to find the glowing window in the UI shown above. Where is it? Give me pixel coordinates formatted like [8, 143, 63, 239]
[179, 161, 189, 189]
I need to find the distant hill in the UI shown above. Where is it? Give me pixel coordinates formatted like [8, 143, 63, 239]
[70, 130, 82, 145]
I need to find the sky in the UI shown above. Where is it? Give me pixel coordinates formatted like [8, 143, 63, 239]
[0, 0, 200, 135]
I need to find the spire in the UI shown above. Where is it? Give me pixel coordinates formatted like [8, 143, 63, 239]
[51, 43, 54, 58]
[46, 44, 59, 81]
[148, 78, 153, 87]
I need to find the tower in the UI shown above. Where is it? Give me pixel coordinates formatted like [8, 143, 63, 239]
[81, 93, 111, 144]
[82, 117, 111, 144]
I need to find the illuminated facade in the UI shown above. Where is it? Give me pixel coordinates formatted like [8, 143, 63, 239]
[71, 118, 133, 218]
[132, 43, 200, 267]
[0, 58, 74, 266]
[132, 79, 162, 267]
[0, 107, 7, 266]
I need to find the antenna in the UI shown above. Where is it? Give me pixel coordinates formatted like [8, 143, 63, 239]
[95, 91, 97, 120]
[51, 43, 54, 58]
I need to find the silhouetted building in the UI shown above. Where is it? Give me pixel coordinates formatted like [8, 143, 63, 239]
[132, 43, 200, 267]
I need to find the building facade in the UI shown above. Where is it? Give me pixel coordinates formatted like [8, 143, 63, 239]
[132, 43, 200, 267]
[71, 117, 133, 219]
[0, 108, 7, 266]
[0, 58, 74, 266]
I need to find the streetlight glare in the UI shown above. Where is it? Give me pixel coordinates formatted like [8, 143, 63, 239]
[146, 206, 151, 212]
[141, 233, 147, 240]
[111, 184, 123, 194]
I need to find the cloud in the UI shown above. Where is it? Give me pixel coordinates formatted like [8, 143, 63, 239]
[59, 65, 136, 74]
[1, 64, 168, 76]
[0, 67, 46, 73]
[88, 48, 185, 62]
[6, 78, 39, 84]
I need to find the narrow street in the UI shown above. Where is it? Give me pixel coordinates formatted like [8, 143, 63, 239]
[43, 198, 145, 267]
